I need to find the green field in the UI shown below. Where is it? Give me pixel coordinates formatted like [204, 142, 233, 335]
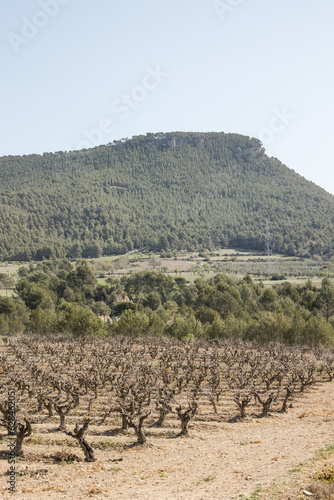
[0, 289, 15, 297]
[0, 250, 332, 297]
[90, 248, 333, 284]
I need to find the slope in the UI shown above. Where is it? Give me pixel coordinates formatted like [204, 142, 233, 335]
[0, 131, 333, 261]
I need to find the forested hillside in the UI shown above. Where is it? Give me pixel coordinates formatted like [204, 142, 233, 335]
[1, 131, 334, 261]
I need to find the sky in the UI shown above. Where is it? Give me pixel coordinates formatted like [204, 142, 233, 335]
[1, 0, 334, 194]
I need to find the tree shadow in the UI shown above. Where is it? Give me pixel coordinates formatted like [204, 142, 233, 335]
[98, 427, 130, 437]
[166, 432, 191, 439]
[227, 415, 245, 423]
[122, 441, 146, 449]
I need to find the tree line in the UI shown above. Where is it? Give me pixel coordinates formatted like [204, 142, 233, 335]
[1, 260, 334, 346]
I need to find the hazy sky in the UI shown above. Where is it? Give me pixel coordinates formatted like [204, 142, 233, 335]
[1, 0, 333, 194]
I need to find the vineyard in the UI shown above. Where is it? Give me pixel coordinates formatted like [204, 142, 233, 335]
[1, 336, 334, 465]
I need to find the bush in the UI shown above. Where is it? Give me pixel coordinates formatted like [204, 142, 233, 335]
[270, 273, 287, 280]
[57, 303, 104, 337]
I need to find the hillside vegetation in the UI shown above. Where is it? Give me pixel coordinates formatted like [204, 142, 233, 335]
[1, 132, 334, 261]
[1, 259, 334, 346]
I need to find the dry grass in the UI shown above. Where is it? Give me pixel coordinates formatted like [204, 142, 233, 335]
[307, 482, 334, 499]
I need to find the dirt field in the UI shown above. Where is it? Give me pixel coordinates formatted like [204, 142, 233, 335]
[1, 371, 334, 499]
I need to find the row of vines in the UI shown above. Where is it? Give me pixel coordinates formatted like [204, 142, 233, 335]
[1, 336, 334, 462]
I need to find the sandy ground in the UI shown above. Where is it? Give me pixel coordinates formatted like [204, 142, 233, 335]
[1, 376, 334, 500]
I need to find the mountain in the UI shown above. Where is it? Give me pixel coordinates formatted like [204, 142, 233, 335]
[0, 131, 333, 261]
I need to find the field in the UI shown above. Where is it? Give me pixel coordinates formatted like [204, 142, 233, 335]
[1, 336, 334, 499]
[1, 251, 334, 498]
[0, 263, 21, 298]
[90, 249, 332, 284]
[1, 249, 332, 299]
